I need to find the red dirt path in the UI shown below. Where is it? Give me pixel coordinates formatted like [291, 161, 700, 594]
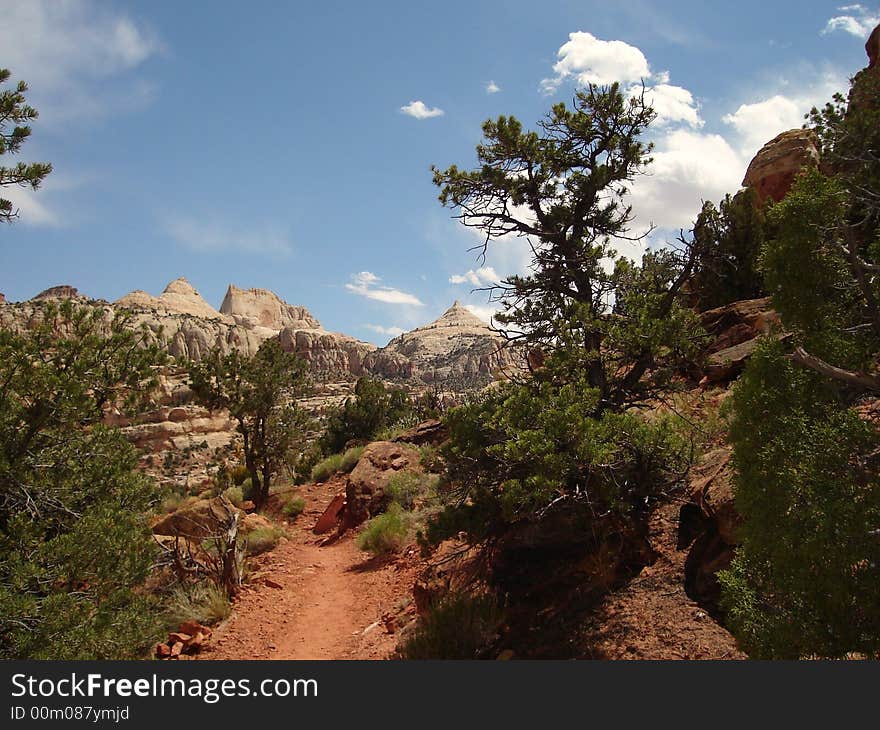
[198, 478, 420, 661]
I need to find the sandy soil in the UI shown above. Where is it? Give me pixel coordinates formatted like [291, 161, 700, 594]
[198, 479, 420, 661]
[197, 478, 742, 660]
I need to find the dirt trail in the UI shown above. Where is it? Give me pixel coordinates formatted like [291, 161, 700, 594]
[199, 479, 741, 660]
[199, 480, 419, 661]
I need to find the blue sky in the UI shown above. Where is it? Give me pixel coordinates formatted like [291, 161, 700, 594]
[0, 1, 877, 343]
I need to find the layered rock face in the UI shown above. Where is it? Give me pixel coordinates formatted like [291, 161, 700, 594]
[117, 277, 223, 320]
[1, 281, 516, 391]
[368, 301, 517, 388]
[33, 285, 83, 301]
[742, 129, 820, 204]
[116, 280, 377, 373]
[220, 284, 321, 330]
[278, 326, 376, 378]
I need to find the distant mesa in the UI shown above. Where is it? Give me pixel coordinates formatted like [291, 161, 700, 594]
[2, 275, 519, 388]
[369, 299, 516, 387]
[116, 277, 223, 320]
[220, 284, 321, 331]
[33, 285, 82, 301]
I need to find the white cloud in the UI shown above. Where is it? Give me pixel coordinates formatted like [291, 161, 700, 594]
[400, 100, 444, 119]
[637, 83, 702, 127]
[449, 266, 499, 286]
[722, 95, 803, 155]
[722, 70, 846, 158]
[0, 0, 161, 124]
[486, 80, 501, 94]
[464, 303, 499, 324]
[822, 5, 880, 37]
[345, 271, 424, 306]
[541, 31, 650, 92]
[541, 33, 702, 127]
[365, 324, 405, 337]
[0, 185, 60, 228]
[628, 129, 744, 236]
[164, 215, 293, 256]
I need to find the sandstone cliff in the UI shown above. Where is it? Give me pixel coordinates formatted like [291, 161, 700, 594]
[220, 284, 321, 330]
[367, 301, 518, 388]
[117, 277, 223, 320]
[0, 282, 515, 391]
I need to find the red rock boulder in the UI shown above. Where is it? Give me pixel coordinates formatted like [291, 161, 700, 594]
[742, 129, 820, 204]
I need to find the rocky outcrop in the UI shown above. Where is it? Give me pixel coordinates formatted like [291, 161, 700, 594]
[369, 301, 518, 387]
[278, 326, 377, 379]
[679, 447, 740, 613]
[699, 298, 787, 384]
[742, 129, 820, 204]
[392, 419, 448, 447]
[152, 496, 243, 539]
[33, 285, 82, 301]
[849, 22, 880, 116]
[313, 492, 346, 535]
[117, 277, 223, 320]
[220, 284, 321, 330]
[120, 405, 236, 455]
[867, 22, 879, 69]
[343, 441, 422, 528]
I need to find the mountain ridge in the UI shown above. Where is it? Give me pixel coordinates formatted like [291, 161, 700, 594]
[0, 279, 515, 390]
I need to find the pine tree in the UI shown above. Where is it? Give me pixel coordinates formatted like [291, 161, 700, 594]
[189, 340, 312, 508]
[0, 69, 52, 224]
[432, 84, 701, 414]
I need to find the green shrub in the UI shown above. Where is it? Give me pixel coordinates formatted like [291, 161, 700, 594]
[399, 593, 503, 659]
[321, 376, 413, 453]
[161, 491, 187, 513]
[293, 442, 325, 485]
[222, 485, 244, 507]
[339, 445, 364, 472]
[357, 504, 410, 555]
[419, 444, 443, 473]
[240, 478, 256, 503]
[310, 446, 363, 483]
[0, 301, 167, 659]
[282, 497, 306, 519]
[689, 187, 767, 310]
[374, 423, 407, 442]
[386, 471, 437, 510]
[245, 526, 284, 556]
[310, 452, 343, 482]
[165, 581, 232, 628]
[426, 379, 689, 547]
[231, 464, 250, 486]
[719, 341, 880, 658]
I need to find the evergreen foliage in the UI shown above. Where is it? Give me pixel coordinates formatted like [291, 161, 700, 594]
[321, 376, 412, 453]
[690, 188, 767, 310]
[189, 340, 312, 508]
[722, 72, 880, 658]
[425, 378, 689, 547]
[0, 303, 165, 659]
[432, 84, 701, 413]
[720, 342, 880, 658]
[0, 69, 52, 224]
